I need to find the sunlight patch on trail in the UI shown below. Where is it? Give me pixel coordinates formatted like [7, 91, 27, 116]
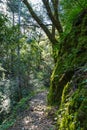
[8, 91, 56, 130]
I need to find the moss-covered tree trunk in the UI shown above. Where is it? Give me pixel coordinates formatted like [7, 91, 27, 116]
[48, 9, 87, 130]
[48, 9, 87, 108]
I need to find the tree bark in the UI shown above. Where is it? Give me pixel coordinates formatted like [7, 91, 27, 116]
[42, 0, 63, 35]
[17, 0, 22, 101]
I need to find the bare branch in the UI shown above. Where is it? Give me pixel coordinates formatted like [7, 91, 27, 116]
[22, 0, 58, 44]
[42, 0, 63, 35]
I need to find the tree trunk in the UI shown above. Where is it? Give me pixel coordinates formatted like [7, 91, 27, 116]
[17, 0, 22, 101]
[42, 0, 63, 35]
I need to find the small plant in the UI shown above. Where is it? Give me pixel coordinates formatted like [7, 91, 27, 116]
[0, 92, 35, 130]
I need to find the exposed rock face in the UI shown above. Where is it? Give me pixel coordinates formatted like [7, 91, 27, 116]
[48, 9, 87, 130]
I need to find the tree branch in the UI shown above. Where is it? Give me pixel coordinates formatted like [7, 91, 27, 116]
[22, 0, 58, 44]
[51, 0, 59, 19]
[42, 0, 63, 35]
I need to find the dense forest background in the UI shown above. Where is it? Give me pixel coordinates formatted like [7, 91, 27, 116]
[0, 0, 87, 130]
[0, 0, 54, 126]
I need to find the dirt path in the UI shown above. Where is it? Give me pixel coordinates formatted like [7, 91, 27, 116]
[8, 91, 56, 130]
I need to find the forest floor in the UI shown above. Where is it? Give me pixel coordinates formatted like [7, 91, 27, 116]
[7, 90, 56, 130]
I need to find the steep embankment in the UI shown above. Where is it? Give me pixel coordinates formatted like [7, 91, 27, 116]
[48, 9, 87, 130]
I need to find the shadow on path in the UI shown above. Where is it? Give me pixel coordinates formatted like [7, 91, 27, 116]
[8, 91, 56, 130]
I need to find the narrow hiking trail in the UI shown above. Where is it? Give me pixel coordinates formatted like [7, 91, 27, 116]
[8, 91, 56, 130]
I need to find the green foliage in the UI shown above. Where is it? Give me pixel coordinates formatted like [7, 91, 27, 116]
[60, 0, 87, 32]
[0, 92, 35, 130]
[48, 9, 87, 130]
[0, 12, 53, 126]
[57, 66, 87, 130]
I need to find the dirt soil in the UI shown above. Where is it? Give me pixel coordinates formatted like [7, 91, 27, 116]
[8, 91, 56, 130]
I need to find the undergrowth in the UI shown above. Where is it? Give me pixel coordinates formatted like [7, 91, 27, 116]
[0, 91, 35, 130]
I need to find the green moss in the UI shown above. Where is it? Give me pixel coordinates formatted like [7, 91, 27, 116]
[48, 9, 87, 130]
[57, 67, 87, 130]
[48, 10, 87, 106]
